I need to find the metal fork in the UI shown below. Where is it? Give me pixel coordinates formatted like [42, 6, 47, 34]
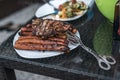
[67, 31, 116, 70]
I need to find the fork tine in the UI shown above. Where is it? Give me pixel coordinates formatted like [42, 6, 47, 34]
[67, 31, 80, 45]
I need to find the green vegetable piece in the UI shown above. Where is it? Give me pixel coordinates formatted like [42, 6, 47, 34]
[66, 11, 73, 17]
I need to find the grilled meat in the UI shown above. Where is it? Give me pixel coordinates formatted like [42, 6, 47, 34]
[14, 43, 69, 52]
[32, 19, 77, 39]
[14, 36, 69, 52]
[18, 36, 67, 43]
[15, 37, 68, 46]
[14, 18, 77, 53]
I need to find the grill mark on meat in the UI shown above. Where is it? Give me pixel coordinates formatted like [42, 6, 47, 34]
[35, 19, 43, 36]
[41, 19, 48, 31]
[45, 20, 55, 36]
[46, 20, 54, 29]
[42, 19, 52, 38]
[34, 19, 49, 38]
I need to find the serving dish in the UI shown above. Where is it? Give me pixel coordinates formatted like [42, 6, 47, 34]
[43, 9, 87, 21]
[35, 0, 93, 21]
[13, 29, 80, 59]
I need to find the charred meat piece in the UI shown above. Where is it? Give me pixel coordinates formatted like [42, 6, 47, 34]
[33, 19, 54, 39]
[32, 19, 77, 39]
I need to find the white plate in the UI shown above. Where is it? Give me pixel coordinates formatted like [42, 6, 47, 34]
[43, 9, 88, 21]
[35, 0, 90, 21]
[13, 31, 80, 59]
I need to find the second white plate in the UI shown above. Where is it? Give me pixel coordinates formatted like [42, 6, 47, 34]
[35, 0, 90, 21]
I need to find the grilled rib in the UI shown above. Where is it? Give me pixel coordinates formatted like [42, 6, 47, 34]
[15, 38, 68, 46]
[14, 43, 70, 52]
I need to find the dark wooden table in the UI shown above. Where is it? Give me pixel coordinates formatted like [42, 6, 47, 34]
[0, 3, 120, 80]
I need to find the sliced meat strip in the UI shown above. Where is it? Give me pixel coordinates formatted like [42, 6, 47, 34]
[18, 36, 67, 43]
[15, 38, 67, 46]
[14, 43, 70, 52]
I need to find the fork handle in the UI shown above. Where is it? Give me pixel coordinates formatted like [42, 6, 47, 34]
[80, 42, 116, 65]
[79, 43, 112, 70]
[79, 42, 100, 59]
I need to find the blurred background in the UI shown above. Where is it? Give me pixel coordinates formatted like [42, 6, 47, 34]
[0, 0, 60, 80]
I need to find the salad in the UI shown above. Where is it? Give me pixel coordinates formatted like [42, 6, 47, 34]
[56, 0, 87, 19]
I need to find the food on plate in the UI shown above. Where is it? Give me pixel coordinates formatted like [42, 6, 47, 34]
[56, 0, 87, 19]
[32, 19, 77, 39]
[14, 35, 69, 52]
[14, 18, 77, 53]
